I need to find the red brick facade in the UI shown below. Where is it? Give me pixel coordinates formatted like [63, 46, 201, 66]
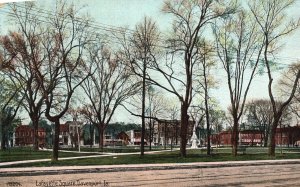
[15, 125, 46, 147]
[211, 126, 300, 146]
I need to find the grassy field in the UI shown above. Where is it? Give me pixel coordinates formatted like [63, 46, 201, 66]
[3, 149, 300, 168]
[0, 147, 99, 162]
[60, 145, 174, 153]
[1, 147, 300, 168]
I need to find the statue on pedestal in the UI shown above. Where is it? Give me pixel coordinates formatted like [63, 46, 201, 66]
[191, 124, 198, 149]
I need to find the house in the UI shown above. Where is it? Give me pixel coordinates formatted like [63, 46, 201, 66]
[57, 122, 123, 147]
[58, 124, 70, 146]
[116, 131, 130, 145]
[152, 119, 195, 147]
[57, 121, 85, 146]
[126, 130, 148, 145]
[15, 125, 46, 147]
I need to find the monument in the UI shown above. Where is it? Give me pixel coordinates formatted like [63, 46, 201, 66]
[190, 124, 198, 148]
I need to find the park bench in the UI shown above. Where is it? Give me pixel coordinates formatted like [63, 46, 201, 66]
[237, 146, 247, 154]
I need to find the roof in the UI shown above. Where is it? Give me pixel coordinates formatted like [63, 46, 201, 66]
[16, 125, 31, 130]
[117, 131, 129, 138]
[155, 119, 195, 125]
[15, 125, 45, 132]
[240, 130, 262, 134]
[60, 124, 69, 132]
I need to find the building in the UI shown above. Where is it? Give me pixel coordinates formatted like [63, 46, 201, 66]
[211, 125, 300, 147]
[239, 130, 263, 146]
[58, 124, 71, 146]
[57, 121, 86, 147]
[126, 130, 148, 145]
[152, 119, 195, 147]
[275, 125, 300, 146]
[116, 131, 130, 145]
[15, 125, 46, 147]
[56, 122, 127, 147]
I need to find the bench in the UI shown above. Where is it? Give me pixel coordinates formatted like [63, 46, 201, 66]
[237, 146, 247, 154]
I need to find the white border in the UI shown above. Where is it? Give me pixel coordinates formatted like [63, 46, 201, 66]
[0, 0, 35, 3]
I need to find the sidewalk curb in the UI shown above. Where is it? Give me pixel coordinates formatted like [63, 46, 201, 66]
[1, 159, 300, 177]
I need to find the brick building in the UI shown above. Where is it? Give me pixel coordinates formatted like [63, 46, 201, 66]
[59, 124, 71, 146]
[15, 125, 46, 147]
[211, 125, 300, 146]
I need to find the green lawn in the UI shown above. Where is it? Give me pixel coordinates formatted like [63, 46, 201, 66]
[1, 146, 300, 168]
[0, 147, 99, 162]
[1, 148, 300, 168]
[61, 146, 174, 153]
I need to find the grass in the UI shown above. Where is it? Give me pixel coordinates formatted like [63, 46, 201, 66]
[0, 147, 99, 162]
[0, 147, 300, 167]
[60, 146, 172, 153]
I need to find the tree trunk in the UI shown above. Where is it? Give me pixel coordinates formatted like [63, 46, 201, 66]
[0, 123, 4, 150]
[203, 54, 211, 155]
[264, 130, 269, 147]
[149, 119, 152, 151]
[32, 116, 39, 151]
[140, 57, 146, 157]
[205, 95, 211, 155]
[158, 122, 160, 146]
[268, 125, 276, 156]
[99, 126, 104, 151]
[1, 119, 9, 150]
[268, 117, 280, 156]
[164, 123, 167, 150]
[180, 103, 188, 157]
[1, 134, 5, 150]
[231, 117, 239, 156]
[52, 119, 60, 161]
[90, 125, 93, 148]
[176, 122, 178, 145]
[2, 134, 7, 149]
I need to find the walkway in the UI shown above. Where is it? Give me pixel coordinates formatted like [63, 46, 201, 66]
[1, 159, 300, 177]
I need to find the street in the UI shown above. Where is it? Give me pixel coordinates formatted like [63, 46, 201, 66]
[1, 164, 300, 187]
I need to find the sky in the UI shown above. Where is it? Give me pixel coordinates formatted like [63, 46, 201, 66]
[0, 0, 300, 124]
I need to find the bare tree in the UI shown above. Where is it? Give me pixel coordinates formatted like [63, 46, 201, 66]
[278, 62, 300, 123]
[120, 17, 160, 156]
[249, 0, 300, 156]
[119, 1, 235, 157]
[214, 9, 264, 156]
[194, 40, 218, 155]
[146, 86, 167, 150]
[210, 107, 226, 147]
[0, 38, 16, 71]
[66, 104, 85, 151]
[33, 1, 92, 161]
[80, 40, 138, 151]
[0, 2, 45, 150]
[145, 0, 235, 157]
[246, 99, 273, 147]
[189, 104, 205, 145]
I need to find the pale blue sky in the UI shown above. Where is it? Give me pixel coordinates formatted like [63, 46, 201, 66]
[0, 0, 300, 123]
